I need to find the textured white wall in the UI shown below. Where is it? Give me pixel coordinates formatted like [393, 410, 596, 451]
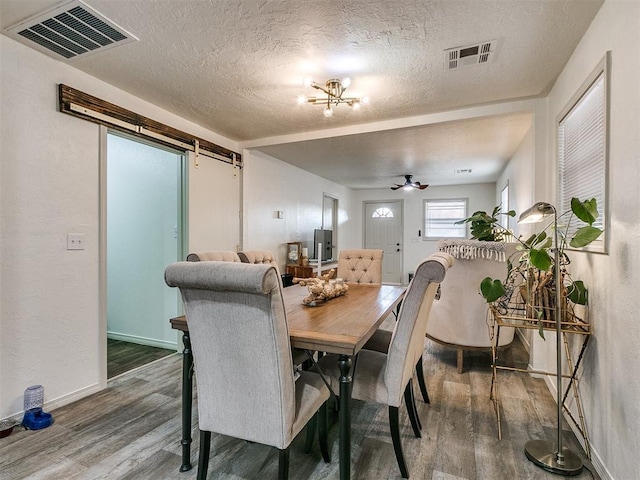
[495, 124, 536, 354]
[496, 123, 535, 239]
[0, 36, 239, 419]
[540, 1, 640, 478]
[242, 150, 355, 270]
[351, 184, 496, 282]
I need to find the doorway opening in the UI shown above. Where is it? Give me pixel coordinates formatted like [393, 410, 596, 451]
[105, 132, 186, 378]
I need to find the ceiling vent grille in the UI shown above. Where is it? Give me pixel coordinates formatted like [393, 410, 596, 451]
[4, 0, 137, 60]
[444, 40, 496, 70]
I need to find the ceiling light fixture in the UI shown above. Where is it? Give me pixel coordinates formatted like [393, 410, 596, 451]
[390, 175, 428, 191]
[299, 77, 369, 117]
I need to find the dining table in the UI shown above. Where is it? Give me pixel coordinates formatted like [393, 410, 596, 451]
[170, 281, 405, 480]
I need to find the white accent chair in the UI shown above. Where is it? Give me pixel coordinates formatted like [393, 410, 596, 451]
[318, 252, 453, 478]
[164, 262, 331, 479]
[426, 240, 518, 373]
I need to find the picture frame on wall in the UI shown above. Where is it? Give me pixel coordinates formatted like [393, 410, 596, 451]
[286, 242, 302, 266]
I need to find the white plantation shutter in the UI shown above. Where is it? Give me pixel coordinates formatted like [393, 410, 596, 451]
[557, 53, 609, 253]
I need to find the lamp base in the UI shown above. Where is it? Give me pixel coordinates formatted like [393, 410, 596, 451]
[525, 439, 583, 476]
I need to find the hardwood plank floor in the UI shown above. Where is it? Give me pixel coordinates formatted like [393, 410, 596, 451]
[1, 337, 599, 480]
[107, 339, 175, 378]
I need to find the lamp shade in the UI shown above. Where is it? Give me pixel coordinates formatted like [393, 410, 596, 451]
[518, 202, 555, 224]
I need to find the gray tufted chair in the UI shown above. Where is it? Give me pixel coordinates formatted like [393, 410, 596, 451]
[164, 261, 331, 480]
[336, 249, 383, 284]
[238, 249, 278, 268]
[317, 252, 453, 478]
[238, 250, 281, 282]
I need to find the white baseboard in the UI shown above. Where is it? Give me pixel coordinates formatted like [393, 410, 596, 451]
[540, 375, 612, 480]
[107, 331, 177, 350]
[516, 328, 531, 352]
[1, 382, 103, 424]
[516, 328, 610, 478]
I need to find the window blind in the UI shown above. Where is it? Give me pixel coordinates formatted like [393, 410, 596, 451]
[424, 199, 467, 239]
[557, 56, 608, 253]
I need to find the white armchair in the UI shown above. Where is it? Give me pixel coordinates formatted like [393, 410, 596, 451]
[426, 240, 519, 373]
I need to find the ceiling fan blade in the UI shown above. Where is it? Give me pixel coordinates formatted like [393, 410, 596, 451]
[417, 184, 429, 190]
[390, 185, 402, 190]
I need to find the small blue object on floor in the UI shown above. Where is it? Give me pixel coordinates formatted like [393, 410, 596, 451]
[22, 408, 53, 430]
[22, 384, 53, 430]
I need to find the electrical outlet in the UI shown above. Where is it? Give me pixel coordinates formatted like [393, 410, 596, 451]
[67, 233, 86, 250]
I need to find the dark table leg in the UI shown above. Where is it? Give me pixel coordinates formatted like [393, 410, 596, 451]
[179, 332, 193, 472]
[338, 355, 353, 480]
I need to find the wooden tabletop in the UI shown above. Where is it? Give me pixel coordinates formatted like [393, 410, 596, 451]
[170, 283, 405, 356]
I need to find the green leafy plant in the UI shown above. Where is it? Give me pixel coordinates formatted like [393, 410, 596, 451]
[480, 198, 603, 336]
[455, 205, 516, 241]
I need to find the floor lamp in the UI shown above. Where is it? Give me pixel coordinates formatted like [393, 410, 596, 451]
[518, 202, 583, 476]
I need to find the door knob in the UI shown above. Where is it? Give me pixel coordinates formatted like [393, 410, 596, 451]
[397, 248, 401, 252]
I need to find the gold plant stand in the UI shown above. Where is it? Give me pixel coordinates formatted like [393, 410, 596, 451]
[489, 305, 592, 460]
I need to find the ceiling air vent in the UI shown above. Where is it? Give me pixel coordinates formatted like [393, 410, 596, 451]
[444, 40, 496, 70]
[3, 0, 137, 61]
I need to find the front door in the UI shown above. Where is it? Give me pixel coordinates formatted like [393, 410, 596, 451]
[364, 201, 403, 284]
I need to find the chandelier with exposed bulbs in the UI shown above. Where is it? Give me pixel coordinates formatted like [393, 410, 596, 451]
[298, 77, 369, 117]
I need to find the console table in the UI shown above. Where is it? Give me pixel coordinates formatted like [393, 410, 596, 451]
[285, 261, 338, 278]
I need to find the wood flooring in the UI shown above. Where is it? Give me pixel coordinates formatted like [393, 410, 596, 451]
[1, 336, 599, 480]
[107, 339, 175, 379]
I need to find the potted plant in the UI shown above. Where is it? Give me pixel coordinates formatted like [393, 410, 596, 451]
[479, 198, 603, 336]
[455, 205, 516, 241]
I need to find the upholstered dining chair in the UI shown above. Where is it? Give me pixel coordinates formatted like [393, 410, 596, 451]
[238, 249, 279, 269]
[238, 249, 283, 287]
[317, 252, 452, 478]
[336, 249, 384, 284]
[186, 251, 242, 262]
[361, 279, 441, 405]
[164, 261, 331, 480]
[237, 249, 310, 365]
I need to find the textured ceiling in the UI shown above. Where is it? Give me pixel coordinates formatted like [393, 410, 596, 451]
[256, 113, 534, 188]
[1, 0, 603, 188]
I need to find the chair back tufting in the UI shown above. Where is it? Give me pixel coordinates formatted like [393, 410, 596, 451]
[336, 249, 383, 284]
[186, 251, 241, 262]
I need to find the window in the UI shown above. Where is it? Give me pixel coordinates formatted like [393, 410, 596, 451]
[423, 199, 467, 239]
[372, 207, 394, 218]
[500, 182, 510, 230]
[557, 52, 609, 253]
